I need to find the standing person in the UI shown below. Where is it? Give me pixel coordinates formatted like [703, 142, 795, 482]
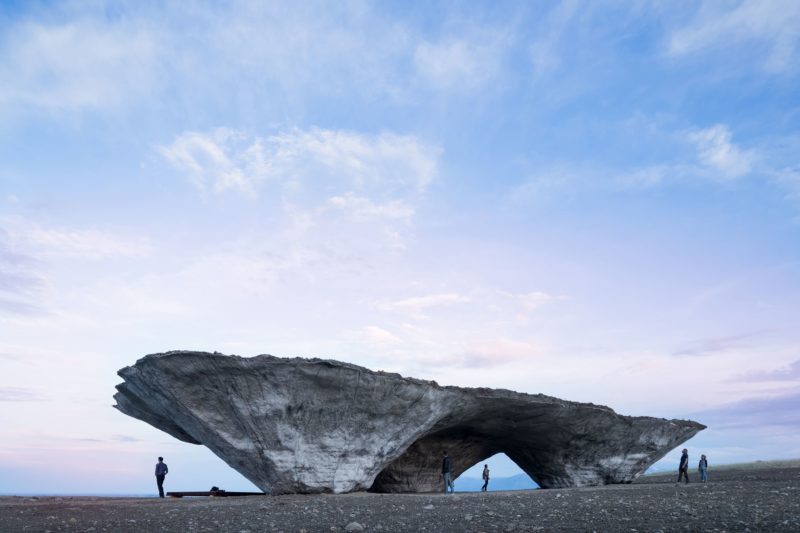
[677, 449, 690, 484]
[481, 464, 490, 492]
[155, 456, 169, 498]
[441, 451, 454, 494]
[698, 454, 708, 483]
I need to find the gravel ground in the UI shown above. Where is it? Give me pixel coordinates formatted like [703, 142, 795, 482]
[1, 465, 798, 532]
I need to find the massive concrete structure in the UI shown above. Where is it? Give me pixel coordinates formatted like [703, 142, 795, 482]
[114, 351, 705, 494]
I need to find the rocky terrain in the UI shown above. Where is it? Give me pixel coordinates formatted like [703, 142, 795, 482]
[114, 351, 704, 493]
[2, 462, 797, 532]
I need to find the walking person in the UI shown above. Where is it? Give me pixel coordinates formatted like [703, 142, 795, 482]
[698, 454, 708, 483]
[481, 464, 490, 492]
[677, 448, 690, 484]
[155, 456, 169, 498]
[441, 451, 454, 494]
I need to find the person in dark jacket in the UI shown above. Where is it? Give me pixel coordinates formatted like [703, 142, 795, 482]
[481, 464, 490, 492]
[155, 456, 169, 497]
[698, 454, 708, 483]
[677, 449, 690, 483]
[441, 451, 454, 494]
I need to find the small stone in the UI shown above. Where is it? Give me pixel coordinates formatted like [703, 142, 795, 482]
[345, 522, 364, 532]
[423, 504, 434, 510]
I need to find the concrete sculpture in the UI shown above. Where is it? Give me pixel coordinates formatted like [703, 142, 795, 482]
[114, 351, 705, 494]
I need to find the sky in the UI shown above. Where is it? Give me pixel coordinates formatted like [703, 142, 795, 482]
[1, 0, 799, 495]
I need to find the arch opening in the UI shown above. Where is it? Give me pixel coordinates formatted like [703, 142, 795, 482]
[368, 420, 547, 493]
[456, 453, 538, 492]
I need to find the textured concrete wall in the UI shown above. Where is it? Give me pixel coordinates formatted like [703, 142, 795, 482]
[114, 351, 705, 494]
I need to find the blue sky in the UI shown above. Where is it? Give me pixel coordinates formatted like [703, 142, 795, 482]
[1, 0, 799, 494]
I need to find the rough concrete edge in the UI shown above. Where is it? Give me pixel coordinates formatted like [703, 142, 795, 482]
[115, 350, 706, 430]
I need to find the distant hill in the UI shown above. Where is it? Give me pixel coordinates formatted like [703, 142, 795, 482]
[455, 473, 539, 492]
[456, 459, 800, 492]
[644, 458, 800, 478]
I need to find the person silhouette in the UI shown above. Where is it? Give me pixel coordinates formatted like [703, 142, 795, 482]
[677, 449, 689, 484]
[698, 454, 708, 483]
[155, 456, 169, 497]
[441, 451, 454, 494]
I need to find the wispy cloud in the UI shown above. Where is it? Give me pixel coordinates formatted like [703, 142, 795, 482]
[111, 434, 143, 443]
[394, 337, 542, 370]
[3, 218, 151, 260]
[158, 126, 440, 255]
[270, 128, 440, 192]
[616, 165, 672, 188]
[0, 2, 403, 118]
[375, 288, 560, 323]
[691, 389, 800, 430]
[159, 127, 440, 196]
[0, 218, 154, 319]
[335, 287, 559, 373]
[344, 326, 401, 348]
[770, 165, 800, 210]
[615, 122, 759, 189]
[735, 359, 800, 382]
[458, 338, 541, 368]
[531, 122, 758, 192]
[0, 387, 48, 402]
[184, 2, 415, 102]
[24, 226, 150, 260]
[618, 123, 800, 214]
[157, 128, 266, 195]
[667, 0, 800, 73]
[527, 0, 579, 77]
[328, 194, 414, 221]
[414, 32, 510, 90]
[177, 248, 302, 297]
[73, 434, 144, 443]
[672, 331, 767, 358]
[510, 290, 558, 311]
[0, 17, 158, 113]
[687, 124, 756, 180]
[0, 229, 45, 315]
[376, 292, 470, 320]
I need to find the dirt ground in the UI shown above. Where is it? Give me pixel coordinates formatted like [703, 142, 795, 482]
[1, 464, 798, 532]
